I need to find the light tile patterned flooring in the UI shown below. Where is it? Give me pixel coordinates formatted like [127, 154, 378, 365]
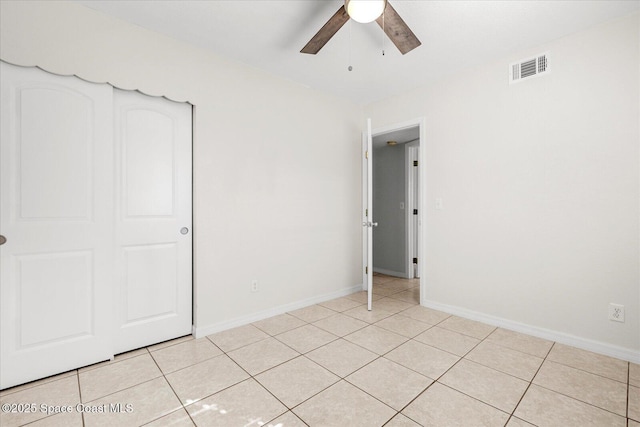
[1, 274, 639, 426]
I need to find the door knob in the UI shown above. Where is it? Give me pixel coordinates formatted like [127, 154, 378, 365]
[0, 235, 5, 245]
[180, 227, 189, 235]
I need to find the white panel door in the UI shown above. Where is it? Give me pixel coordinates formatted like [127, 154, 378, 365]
[0, 63, 114, 389]
[113, 89, 192, 353]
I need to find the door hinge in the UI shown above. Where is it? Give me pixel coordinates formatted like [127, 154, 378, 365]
[365, 266, 368, 274]
[413, 160, 418, 167]
[413, 257, 418, 264]
[413, 209, 418, 215]
[365, 150, 369, 159]
[365, 208, 368, 217]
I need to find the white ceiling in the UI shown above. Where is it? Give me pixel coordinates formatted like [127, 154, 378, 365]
[76, 0, 639, 105]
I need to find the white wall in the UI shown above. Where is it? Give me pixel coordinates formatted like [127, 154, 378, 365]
[0, 1, 364, 335]
[365, 13, 640, 359]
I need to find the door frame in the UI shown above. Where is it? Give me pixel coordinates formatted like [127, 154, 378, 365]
[363, 117, 426, 305]
[406, 140, 420, 279]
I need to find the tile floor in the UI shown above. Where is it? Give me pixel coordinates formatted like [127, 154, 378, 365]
[1, 274, 639, 427]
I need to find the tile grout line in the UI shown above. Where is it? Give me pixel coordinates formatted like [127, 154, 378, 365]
[384, 317, 550, 425]
[76, 371, 86, 427]
[505, 340, 555, 426]
[4, 371, 84, 427]
[541, 358, 630, 384]
[530, 382, 630, 420]
[214, 334, 313, 426]
[156, 336, 319, 425]
[390, 325, 505, 421]
[532, 345, 630, 420]
[205, 325, 278, 354]
[502, 341, 630, 423]
[77, 352, 164, 403]
[256, 290, 526, 425]
[146, 335, 194, 353]
[0, 369, 79, 399]
[255, 355, 336, 426]
[349, 293, 428, 425]
[542, 356, 630, 385]
[215, 298, 412, 426]
[325, 311, 469, 425]
[77, 348, 150, 375]
[144, 348, 198, 427]
[75, 347, 185, 425]
[191, 317, 315, 424]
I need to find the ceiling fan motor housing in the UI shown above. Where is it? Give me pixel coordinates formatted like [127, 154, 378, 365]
[345, 0, 388, 23]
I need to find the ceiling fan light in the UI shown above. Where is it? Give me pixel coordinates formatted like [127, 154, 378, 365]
[345, 0, 387, 24]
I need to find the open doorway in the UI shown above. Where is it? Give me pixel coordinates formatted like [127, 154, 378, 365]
[372, 126, 419, 278]
[368, 118, 425, 306]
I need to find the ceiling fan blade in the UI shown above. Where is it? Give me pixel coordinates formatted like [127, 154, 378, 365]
[301, 5, 350, 54]
[376, 2, 421, 55]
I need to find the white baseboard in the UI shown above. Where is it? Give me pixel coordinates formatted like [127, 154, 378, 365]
[193, 284, 363, 338]
[422, 299, 640, 364]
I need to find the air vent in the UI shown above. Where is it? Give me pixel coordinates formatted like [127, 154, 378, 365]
[510, 52, 550, 84]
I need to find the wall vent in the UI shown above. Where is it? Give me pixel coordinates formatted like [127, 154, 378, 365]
[510, 52, 550, 84]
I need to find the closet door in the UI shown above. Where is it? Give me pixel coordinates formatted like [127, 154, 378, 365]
[0, 63, 114, 389]
[113, 89, 192, 353]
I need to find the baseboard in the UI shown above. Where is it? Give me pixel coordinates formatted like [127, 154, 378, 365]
[422, 299, 640, 364]
[193, 284, 363, 338]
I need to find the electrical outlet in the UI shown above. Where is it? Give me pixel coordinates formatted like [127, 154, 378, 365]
[608, 303, 624, 322]
[251, 280, 259, 293]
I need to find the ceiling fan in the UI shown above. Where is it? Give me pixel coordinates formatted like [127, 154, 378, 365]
[301, 0, 421, 55]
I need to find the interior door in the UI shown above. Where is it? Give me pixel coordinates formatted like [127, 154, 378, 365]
[362, 119, 375, 310]
[113, 89, 192, 353]
[0, 63, 114, 389]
